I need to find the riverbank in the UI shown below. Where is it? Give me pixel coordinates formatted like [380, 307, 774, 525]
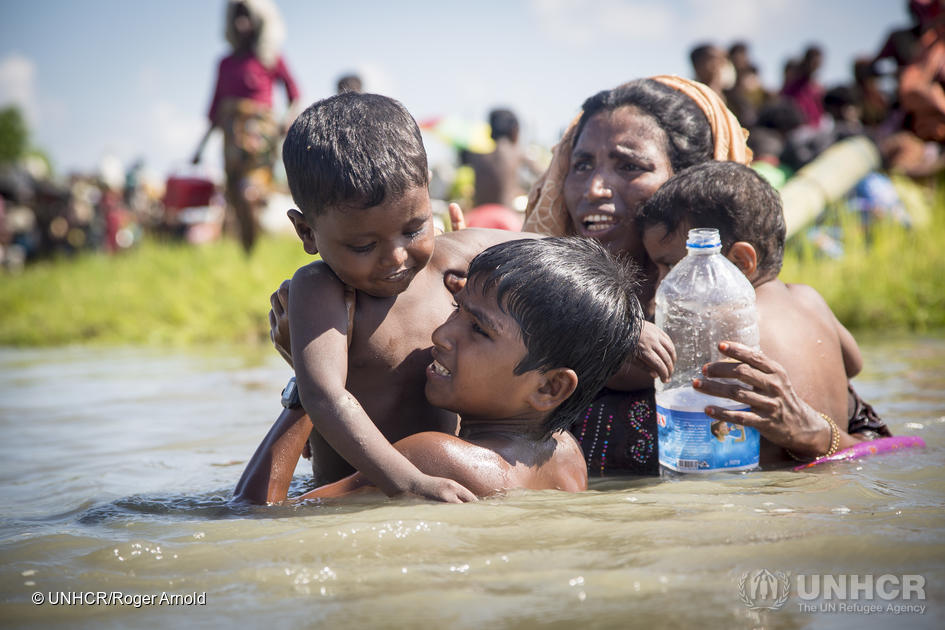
[0, 235, 309, 347]
[1, 186, 943, 347]
[780, 178, 944, 332]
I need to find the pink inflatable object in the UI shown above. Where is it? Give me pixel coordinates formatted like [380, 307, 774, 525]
[793, 436, 927, 471]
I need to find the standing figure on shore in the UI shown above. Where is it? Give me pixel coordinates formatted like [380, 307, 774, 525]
[466, 108, 540, 212]
[336, 73, 363, 94]
[780, 45, 825, 128]
[689, 43, 736, 99]
[193, 0, 300, 253]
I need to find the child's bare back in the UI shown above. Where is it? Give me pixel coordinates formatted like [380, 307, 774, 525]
[298, 429, 588, 500]
[755, 280, 860, 453]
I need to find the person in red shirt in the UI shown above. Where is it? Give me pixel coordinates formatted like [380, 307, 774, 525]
[780, 46, 825, 128]
[194, 0, 300, 253]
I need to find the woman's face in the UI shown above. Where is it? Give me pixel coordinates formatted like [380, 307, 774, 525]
[563, 106, 674, 259]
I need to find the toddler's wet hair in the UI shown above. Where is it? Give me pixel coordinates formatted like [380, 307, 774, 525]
[639, 161, 786, 280]
[283, 92, 428, 217]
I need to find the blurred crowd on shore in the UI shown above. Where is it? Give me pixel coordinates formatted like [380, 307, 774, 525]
[0, 148, 204, 271]
[1, 0, 942, 271]
[691, 0, 944, 187]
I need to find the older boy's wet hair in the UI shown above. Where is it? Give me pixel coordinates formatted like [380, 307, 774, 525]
[466, 237, 643, 436]
[638, 161, 786, 281]
[575, 80, 714, 173]
[282, 93, 428, 219]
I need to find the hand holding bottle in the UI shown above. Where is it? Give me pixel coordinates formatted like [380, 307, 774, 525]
[695, 341, 837, 459]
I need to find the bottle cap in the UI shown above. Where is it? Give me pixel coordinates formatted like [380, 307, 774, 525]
[686, 228, 722, 250]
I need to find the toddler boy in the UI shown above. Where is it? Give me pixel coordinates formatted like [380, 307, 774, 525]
[638, 161, 889, 464]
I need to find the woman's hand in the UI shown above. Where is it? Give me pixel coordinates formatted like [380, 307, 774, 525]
[441, 202, 469, 293]
[634, 321, 676, 383]
[692, 341, 832, 458]
[448, 202, 466, 231]
[269, 279, 293, 368]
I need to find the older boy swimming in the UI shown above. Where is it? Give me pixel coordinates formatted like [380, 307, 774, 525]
[289, 237, 643, 500]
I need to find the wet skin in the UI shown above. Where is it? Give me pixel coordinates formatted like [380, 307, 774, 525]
[293, 281, 588, 501]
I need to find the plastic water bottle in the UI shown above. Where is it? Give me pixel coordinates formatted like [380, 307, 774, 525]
[655, 228, 761, 472]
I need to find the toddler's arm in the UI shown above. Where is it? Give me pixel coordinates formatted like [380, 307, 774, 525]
[293, 433, 510, 501]
[289, 263, 477, 503]
[605, 321, 676, 390]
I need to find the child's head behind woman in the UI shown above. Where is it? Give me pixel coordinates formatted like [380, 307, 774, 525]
[638, 161, 786, 285]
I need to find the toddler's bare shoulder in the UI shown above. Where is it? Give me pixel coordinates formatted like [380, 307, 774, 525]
[290, 260, 348, 309]
[784, 282, 832, 314]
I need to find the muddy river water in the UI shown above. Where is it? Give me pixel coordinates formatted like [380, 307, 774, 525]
[1, 336, 943, 628]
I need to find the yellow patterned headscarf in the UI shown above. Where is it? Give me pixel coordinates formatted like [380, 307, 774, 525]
[523, 76, 752, 236]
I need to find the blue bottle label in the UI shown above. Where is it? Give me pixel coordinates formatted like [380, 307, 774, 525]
[656, 404, 760, 472]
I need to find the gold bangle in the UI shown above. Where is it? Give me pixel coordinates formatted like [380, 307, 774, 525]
[787, 412, 840, 462]
[821, 413, 841, 458]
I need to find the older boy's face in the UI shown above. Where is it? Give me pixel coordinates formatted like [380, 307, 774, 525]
[425, 283, 541, 423]
[642, 224, 687, 288]
[311, 186, 435, 298]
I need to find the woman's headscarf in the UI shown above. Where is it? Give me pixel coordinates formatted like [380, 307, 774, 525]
[523, 76, 752, 236]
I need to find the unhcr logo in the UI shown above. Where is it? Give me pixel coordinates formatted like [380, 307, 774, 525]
[738, 569, 791, 610]
[738, 570, 927, 614]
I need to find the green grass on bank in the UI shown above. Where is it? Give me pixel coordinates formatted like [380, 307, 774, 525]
[1, 182, 943, 347]
[0, 235, 311, 346]
[780, 178, 945, 333]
